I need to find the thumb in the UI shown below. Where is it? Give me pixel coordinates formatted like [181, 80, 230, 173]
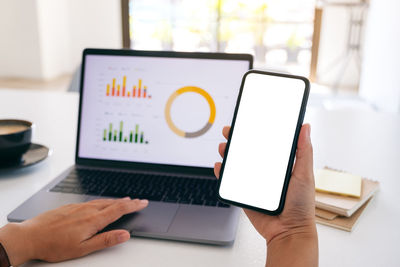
[80, 230, 130, 255]
[292, 124, 314, 182]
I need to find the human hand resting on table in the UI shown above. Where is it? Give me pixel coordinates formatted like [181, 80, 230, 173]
[0, 197, 148, 266]
[214, 124, 318, 267]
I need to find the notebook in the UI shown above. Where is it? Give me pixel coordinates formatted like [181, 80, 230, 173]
[315, 178, 379, 217]
[315, 197, 372, 231]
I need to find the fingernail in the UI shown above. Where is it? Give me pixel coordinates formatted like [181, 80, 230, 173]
[117, 232, 130, 243]
[139, 199, 149, 206]
[123, 197, 130, 200]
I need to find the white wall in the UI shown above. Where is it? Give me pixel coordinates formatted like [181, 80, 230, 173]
[36, 0, 72, 79]
[359, 0, 400, 113]
[0, 0, 122, 80]
[67, 0, 123, 73]
[316, 3, 361, 90]
[0, 1, 43, 79]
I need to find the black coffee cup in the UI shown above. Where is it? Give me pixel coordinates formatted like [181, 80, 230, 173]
[0, 119, 33, 163]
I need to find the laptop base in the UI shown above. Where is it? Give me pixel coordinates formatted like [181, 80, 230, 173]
[8, 166, 240, 246]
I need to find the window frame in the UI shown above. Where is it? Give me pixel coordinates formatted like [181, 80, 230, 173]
[121, 0, 130, 48]
[120, 0, 320, 79]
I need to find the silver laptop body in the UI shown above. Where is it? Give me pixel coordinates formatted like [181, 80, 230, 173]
[8, 49, 253, 245]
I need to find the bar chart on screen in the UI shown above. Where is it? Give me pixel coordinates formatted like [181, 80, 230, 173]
[105, 76, 152, 99]
[103, 121, 149, 144]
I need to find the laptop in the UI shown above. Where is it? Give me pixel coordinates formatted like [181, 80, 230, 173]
[8, 48, 253, 245]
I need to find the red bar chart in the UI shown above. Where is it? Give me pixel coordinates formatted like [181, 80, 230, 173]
[106, 76, 151, 99]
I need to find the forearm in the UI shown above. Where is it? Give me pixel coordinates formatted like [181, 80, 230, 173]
[265, 226, 318, 267]
[0, 223, 34, 266]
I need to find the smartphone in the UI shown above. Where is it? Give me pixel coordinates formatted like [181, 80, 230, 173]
[217, 70, 309, 215]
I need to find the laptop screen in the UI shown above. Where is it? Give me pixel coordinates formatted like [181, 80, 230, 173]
[78, 51, 251, 169]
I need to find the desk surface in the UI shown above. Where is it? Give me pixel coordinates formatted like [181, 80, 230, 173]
[0, 89, 399, 267]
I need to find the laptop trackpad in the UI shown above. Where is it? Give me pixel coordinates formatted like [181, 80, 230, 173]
[103, 201, 178, 234]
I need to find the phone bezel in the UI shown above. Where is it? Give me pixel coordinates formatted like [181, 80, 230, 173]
[217, 70, 310, 215]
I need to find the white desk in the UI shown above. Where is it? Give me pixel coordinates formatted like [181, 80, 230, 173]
[0, 89, 399, 266]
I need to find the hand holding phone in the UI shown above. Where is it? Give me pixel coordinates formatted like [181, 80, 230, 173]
[217, 70, 310, 215]
[214, 72, 318, 265]
[214, 124, 318, 266]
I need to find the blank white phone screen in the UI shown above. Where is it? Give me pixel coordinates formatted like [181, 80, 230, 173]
[219, 73, 306, 211]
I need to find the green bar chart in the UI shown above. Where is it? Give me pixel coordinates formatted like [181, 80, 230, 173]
[103, 121, 149, 144]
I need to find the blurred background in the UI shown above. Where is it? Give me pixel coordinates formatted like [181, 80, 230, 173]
[0, 0, 399, 112]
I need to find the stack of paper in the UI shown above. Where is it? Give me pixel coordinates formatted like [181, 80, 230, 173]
[314, 168, 379, 231]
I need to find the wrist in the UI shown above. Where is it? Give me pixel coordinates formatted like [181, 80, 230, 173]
[0, 223, 35, 266]
[268, 223, 317, 245]
[266, 225, 318, 267]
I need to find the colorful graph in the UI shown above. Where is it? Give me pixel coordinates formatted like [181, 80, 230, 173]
[106, 76, 151, 99]
[165, 86, 216, 138]
[103, 121, 149, 144]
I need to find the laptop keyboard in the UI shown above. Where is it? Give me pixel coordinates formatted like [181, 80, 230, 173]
[50, 168, 230, 208]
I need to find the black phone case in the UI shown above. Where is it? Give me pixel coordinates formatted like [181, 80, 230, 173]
[217, 70, 310, 215]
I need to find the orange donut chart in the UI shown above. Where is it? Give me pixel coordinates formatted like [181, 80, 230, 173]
[165, 86, 216, 138]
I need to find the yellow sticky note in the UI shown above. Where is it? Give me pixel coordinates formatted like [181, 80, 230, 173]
[315, 169, 362, 198]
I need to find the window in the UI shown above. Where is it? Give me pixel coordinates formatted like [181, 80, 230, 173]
[124, 0, 315, 76]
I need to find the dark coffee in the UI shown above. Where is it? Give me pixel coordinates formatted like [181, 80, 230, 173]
[0, 119, 33, 162]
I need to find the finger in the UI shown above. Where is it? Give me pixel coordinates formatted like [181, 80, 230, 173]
[243, 208, 261, 223]
[87, 197, 130, 210]
[218, 142, 226, 158]
[243, 208, 275, 242]
[214, 162, 222, 179]
[95, 199, 149, 231]
[222, 126, 230, 140]
[292, 124, 314, 182]
[80, 229, 130, 255]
